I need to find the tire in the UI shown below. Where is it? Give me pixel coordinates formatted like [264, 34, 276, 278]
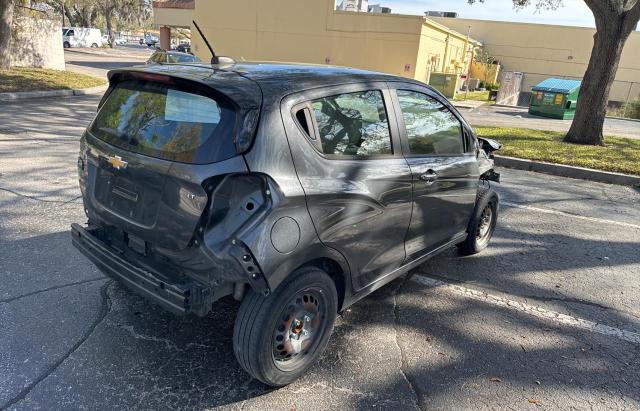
[233, 267, 338, 386]
[458, 187, 499, 255]
[91, 43, 98, 48]
[63, 42, 70, 49]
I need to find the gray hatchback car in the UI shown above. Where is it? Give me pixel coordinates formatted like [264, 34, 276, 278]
[71, 62, 501, 386]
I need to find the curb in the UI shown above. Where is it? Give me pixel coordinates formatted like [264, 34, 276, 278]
[605, 115, 640, 123]
[453, 101, 489, 111]
[0, 85, 108, 102]
[494, 155, 640, 187]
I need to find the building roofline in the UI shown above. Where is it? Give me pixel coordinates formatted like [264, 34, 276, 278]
[431, 16, 604, 33]
[331, 8, 481, 45]
[152, 0, 194, 10]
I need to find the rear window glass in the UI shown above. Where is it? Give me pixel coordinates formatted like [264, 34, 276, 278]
[89, 80, 237, 163]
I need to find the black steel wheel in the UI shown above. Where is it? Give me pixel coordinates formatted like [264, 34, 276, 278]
[233, 267, 337, 386]
[458, 187, 499, 255]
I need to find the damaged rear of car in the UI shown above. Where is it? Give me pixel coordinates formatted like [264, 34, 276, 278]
[72, 67, 270, 316]
[72, 62, 503, 387]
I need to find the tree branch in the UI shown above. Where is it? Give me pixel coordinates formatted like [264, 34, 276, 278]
[622, 0, 640, 33]
[582, 0, 613, 16]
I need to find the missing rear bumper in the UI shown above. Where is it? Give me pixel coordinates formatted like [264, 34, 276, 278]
[71, 223, 213, 316]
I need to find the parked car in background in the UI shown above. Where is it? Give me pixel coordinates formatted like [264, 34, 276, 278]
[71, 61, 501, 387]
[101, 35, 127, 46]
[140, 35, 159, 47]
[62, 27, 102, 48]
[146, 50, 201, 64]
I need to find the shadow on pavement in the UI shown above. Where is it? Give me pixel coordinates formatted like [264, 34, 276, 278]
[2, 226, 637, 409]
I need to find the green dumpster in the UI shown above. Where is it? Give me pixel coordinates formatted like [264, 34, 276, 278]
[529, 78, 581, 120]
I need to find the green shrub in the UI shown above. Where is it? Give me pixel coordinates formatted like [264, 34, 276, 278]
[625, 99, 640, 119]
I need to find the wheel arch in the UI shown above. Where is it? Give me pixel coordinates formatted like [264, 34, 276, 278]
[265, 245, 352, 312]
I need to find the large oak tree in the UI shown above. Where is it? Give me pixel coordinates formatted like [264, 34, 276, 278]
[470, 0, 640, 145]
[0, 0, 14, 68]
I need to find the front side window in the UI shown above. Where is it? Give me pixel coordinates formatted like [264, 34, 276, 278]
[89, 80, 237, 163]
[397, 90, 464, 155]
[310, 90, 392, 156]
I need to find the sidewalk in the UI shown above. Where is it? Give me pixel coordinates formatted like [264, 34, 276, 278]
[65, 46, 153, 61]
[461, 105, 640, 140]
[0, 84, 108, 102]
[453, 100, 488, 110]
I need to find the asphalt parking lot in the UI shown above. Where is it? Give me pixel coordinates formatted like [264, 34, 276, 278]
[1, 95, 639, 410]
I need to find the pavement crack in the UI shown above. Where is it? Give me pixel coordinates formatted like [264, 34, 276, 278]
[113, 324, 181, 351]
[0, 277, 106, 304]
[1, 280, 113, 410]
[0, 187, 82, 206]
[392, 276, 422, 410]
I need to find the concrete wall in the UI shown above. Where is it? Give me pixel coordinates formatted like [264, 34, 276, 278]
[11, 16, 65, 70]
[190, 0, 477, 81]
[430, 17, 640, 103]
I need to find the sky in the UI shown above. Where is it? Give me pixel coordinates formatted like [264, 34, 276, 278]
[375, 0, 598, 28]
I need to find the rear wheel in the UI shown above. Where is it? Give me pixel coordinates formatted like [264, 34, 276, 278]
[63, 41, 70, 48]
[458, 187, 499, 255]
[233, 267, 338, 386]
[91, 43, 99, 48]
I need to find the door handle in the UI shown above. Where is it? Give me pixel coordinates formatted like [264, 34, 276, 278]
[419, 170, 438, 185]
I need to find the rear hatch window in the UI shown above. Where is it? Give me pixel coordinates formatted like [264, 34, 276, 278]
[89, 79, 237, 164]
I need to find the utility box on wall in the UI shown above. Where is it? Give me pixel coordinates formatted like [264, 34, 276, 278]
[428, 73, 461, 98]
[529, 78, 581, 120]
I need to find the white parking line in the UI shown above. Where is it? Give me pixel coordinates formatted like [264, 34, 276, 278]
[412, 275, 640, 345]
[501, 201, 640, 230]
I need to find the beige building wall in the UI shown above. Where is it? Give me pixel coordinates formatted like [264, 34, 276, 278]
[430, 17, 640, 102]
[190, 0, 477, 81]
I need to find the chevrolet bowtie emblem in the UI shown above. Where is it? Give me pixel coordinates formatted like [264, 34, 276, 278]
[107, 155, 128, 170]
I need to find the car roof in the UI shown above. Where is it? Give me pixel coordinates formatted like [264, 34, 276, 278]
[108, 61, 428, 106]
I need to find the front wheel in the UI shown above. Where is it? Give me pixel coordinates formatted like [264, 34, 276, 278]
[458, 187, 499, 255]
[233, 267, 338, 386]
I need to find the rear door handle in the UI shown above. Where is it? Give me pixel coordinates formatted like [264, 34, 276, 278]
[419, 170, 438, 185]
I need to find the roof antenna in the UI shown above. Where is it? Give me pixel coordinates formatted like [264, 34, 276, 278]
[192, 20, 219, 64]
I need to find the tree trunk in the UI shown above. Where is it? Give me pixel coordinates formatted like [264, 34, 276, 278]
[105, 7, 116, 49]
[564, 10, 636, 145]
[0, 0, 14, 69]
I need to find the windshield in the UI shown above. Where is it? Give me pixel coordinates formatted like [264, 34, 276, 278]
[89, 80, 237, 163]
[168, 54, 199, 63]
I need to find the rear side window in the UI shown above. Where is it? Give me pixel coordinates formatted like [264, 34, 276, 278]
[397, 90, 464, 155]
[310, 90, 392, 156]
[89, 80, 237, 163]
